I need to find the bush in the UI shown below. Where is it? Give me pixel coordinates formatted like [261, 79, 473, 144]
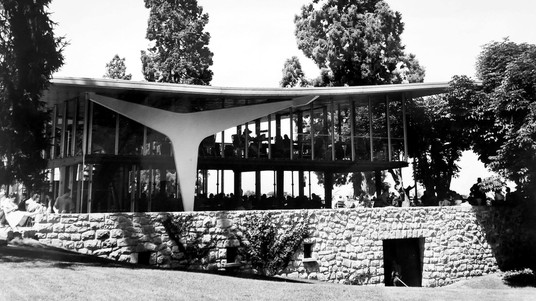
[502, 268, 536, 287]
[344, 268, 373, 285]
[239, 213, 309, 276]
[162, 215, 214, 267]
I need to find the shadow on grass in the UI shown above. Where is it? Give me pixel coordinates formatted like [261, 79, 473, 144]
[502, 269, 536, 288]
[175, 268, 312, 284]
[0, 239, 310, 284]
[0, 240, 146, 270]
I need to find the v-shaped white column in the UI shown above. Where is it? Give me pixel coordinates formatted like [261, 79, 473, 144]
[88, 93, 317, 211]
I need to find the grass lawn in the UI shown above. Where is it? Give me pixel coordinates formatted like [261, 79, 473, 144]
[0, 238, 535, 301]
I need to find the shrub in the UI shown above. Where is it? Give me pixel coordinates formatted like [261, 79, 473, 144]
[344, 268, 373, 285]
[162, 215, 214, 267]
[502, 268, 536, 287]
[239, 213, 309, 276]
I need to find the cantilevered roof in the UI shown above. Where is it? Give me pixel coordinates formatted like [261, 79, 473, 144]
[42, 77, 450, 112]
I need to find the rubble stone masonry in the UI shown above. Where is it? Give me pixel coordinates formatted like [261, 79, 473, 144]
[27, 206, 523, 287]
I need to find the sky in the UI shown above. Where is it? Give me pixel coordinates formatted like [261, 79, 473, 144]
[47, 0, 535, 195]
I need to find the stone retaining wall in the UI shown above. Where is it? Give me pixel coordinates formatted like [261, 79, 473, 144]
[25, 206, 523, 287]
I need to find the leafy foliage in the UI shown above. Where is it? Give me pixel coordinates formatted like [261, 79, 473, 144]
[473, 39, 536, 193]
[0, 0, 65, 190]
[239, 213, 309, 276]
[407, 76, 480, 197]
[280, 56, 310, 88]
[162, 215, 215, 267]
[294, 0, 424, 86]
[288, 0, 425, 194]
[479, 176, 506, 193]
[141, 0, 213, 85]
[502, 268, 536, 287]
[103, 54, 132, 80]
[344, 268, 372, 285]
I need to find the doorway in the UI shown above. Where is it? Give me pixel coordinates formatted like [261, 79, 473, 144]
[383, 238, 423, 287]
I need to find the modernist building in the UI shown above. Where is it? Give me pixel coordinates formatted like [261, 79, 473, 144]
[41, 77, 448, 213]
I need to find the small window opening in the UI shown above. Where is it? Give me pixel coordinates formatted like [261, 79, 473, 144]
[138, 251, 152, 265]
[303, 242, 313, 259]
[226, 247, 238, 263]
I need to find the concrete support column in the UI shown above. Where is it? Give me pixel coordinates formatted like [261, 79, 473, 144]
[234, 170, 242, 198]
[255, 171, 261, 200]
[89, 93, 317, 211]
[298, 170, 305, 197]
[276, 170, 284, 198]
[324, 172, 333, 208]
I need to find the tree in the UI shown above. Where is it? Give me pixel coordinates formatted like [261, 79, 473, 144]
[280, 56, 309, 88]
[141, 0, 213, 85]
[472, 39, 536, 268]
[407, 76, 480, 198]
[0, 0, 65, 191]
[473, 39, 536, 194]
[294, 0, 416, 86]
[289, 0, 425, 195]
[104, 54, 132, 80]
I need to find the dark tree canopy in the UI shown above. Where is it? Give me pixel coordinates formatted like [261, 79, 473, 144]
[0, 0, 65, 190]
[104, 54, 132, 80]
[407, 76, 480, 197]
[474, 39, 536, 190]
[141, 0, 213, 85]
[294, 0, 415, 86]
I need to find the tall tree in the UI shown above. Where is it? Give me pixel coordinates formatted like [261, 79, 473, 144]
[472, 39, 536, 268]
[290, 0, 425, 195]
[0, 0, 65, 191]
[407, 76, 480, 198]
[280, 56, 309, 88]
[141, 0, 213, 85]
[473, 39, 536, 195]
[294, 0, 413, 86]
[104, 54, 132, 80]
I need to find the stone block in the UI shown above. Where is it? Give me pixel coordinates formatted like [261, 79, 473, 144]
[81, 230, 95, 240]
[118, 254, 131, 262]
[117, 238, 136, 247]
[110, 229, 124, 238]
[58, 233, 71, 240]
[52, 224, 65, 232]
[142, 242, 157, 251]
[35, 233, 47, 240]
[34, 223, 53, 233]
[216, 218, 232, 228]
[84, 240, 102, 250]
[95, 230, 110, 240]
[62, 216, 80, 224]
[93, 248, 113, 256]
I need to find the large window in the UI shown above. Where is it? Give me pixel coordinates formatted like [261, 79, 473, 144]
[91, 102, 116, 154]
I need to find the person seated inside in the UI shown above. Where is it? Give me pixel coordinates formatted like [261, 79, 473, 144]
[0, 190, 36, 228]
[25, 193, 46, 214]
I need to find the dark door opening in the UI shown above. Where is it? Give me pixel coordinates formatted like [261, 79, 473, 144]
[383, 238, 423, 287]
[138, 251, 152, 265]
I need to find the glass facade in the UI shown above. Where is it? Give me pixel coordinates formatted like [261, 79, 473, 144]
[45, 92, 410, 213]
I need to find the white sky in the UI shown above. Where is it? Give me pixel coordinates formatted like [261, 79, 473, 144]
[48, 0, 534, 195]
